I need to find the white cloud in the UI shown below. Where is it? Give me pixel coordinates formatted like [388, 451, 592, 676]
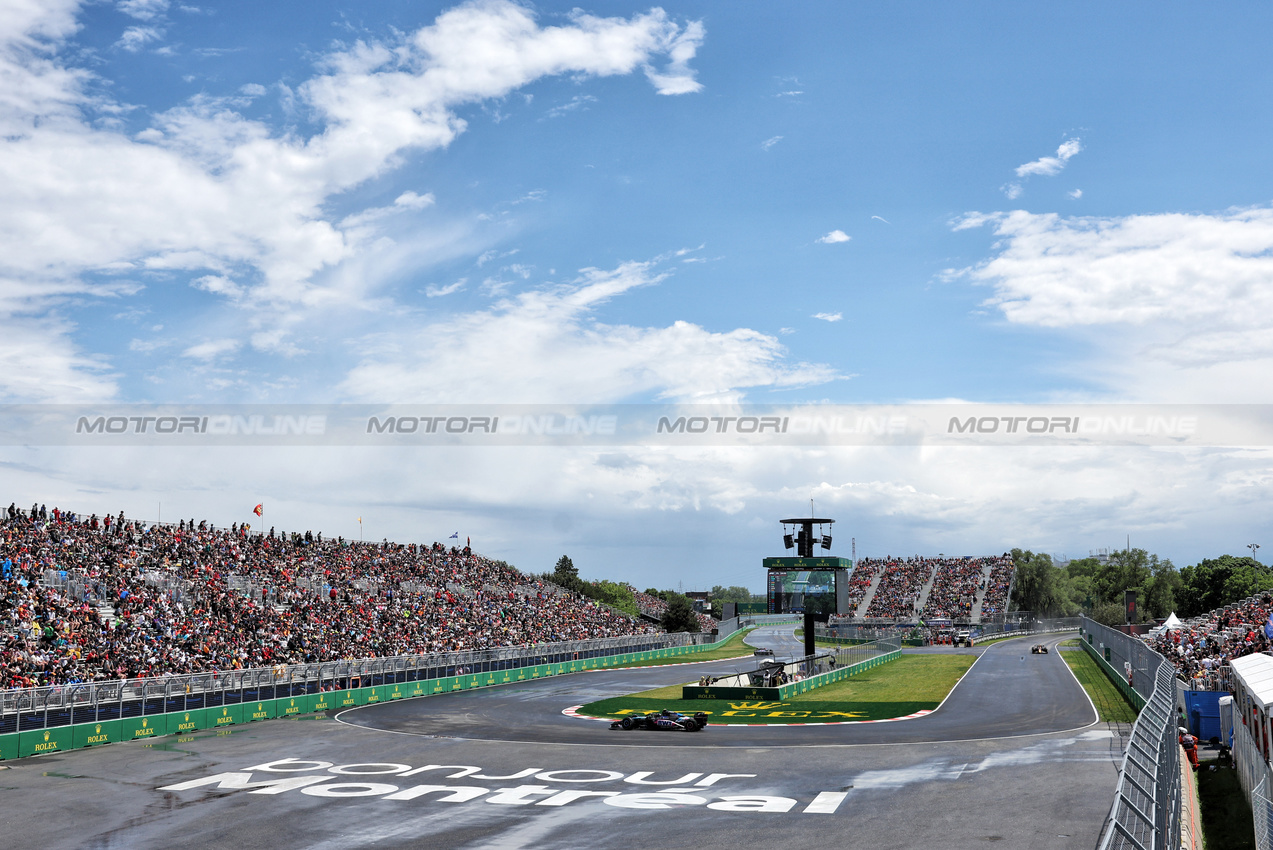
[817, 230, 851, 244]
[812, 312, 843, 322]
[238, 83, 267, 97]
[1001, 183, 1022, 200]
[1015, 137, 1083, 178]
[761, 135, 783, 151]
[953, 206, 1273, 396]
[775, 90, 802, 97]
[340, 258, 839, 403]
[0, 0, 706, 399]
[1068, 189, 1083, 199]
[425, 278, 466, 298]
[643, 19, 705, 95]
[116, 25, 162, 52]
[117, 0, 169, 21]
[182, 338, 240, 360]
[191, 274, 244, 299]
[545, 94, 596, 118]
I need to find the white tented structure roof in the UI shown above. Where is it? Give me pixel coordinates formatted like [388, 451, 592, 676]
[1230, 653, 1273, 709]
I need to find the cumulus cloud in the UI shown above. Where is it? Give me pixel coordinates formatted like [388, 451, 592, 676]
[952, 206, 1273, 390]
[817, 230, 851, 244]
[1068, 189, 1083, 199]
[1015, 137, 1082, 178]
[0, 0, 707, 400]
[340, 257, 839, 403]
[1001, 183, 1022, 200]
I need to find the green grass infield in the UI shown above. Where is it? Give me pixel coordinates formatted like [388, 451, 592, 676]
[1058, 639, 1139, 724]
[577, 654, 976, 724]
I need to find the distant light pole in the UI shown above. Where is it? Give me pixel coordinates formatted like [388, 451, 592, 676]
[1250, 543, 1261, 563]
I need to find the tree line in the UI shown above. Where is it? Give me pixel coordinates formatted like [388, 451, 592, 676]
[541, 555, 707, 633]
[1010, 548, 1273, 625]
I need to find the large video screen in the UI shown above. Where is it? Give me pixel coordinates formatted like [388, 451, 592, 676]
[767, 570, 839, 617]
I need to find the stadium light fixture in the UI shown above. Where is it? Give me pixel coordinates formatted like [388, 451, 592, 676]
[1251, 543, 1261, 563]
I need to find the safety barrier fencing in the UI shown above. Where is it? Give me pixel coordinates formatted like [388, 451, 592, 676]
[682, 636, 901, 701]
[1232, 709, 1273, 850]
[1084, 617, 1182, 850]
[0, 626, 752, 761]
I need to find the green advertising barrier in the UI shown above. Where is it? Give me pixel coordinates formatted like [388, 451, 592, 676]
[336, 689, 366, 708]
[122, 714, 164, 741]
[210, 703, 243, 727]
[170, 709, 207, 734]
[247, 700, 276, 722]
[277, 696, 306, 717]
[72, 720, 121, 748]
[0, 633, 757, 761]
[20, 725, 71, 757]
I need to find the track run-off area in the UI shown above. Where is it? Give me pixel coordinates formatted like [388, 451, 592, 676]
[0, 629, 1127, 850]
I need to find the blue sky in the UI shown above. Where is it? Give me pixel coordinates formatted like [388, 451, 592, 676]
[3, 1, 1273, 591]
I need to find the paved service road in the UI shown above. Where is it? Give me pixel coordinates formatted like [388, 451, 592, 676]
[0, 632, 1125, 850]
[335, 630, 1098, 746]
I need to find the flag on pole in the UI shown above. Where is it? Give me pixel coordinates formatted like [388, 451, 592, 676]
[253, 504, 263, 517]
[449, 532, 459, 539]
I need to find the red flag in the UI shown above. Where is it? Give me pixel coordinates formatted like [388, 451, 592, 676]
[253, 504, 263, 517]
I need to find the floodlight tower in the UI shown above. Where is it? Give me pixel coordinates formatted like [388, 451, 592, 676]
[1251, 543, 1261, 564]
[779, 516, 835, 558]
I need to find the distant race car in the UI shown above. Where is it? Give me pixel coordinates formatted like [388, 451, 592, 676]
[1031, 644, 1049, 654]
[753, 647, 775, 656]
[611, 709, 709, 731]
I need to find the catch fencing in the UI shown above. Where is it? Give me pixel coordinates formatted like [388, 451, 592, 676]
[1083, 617, 1182, 850]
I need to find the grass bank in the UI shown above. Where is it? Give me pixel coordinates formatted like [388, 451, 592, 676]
[578, 653, 976, 725]
[1058, 639, 1138, 723]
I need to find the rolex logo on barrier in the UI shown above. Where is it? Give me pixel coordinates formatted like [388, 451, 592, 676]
[95, 725, 101, 734]
[44, 731, 50, 742]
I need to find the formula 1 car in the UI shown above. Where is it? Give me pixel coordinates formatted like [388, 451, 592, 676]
[611, 709, 709, 731]
[753, 647, 775, 656]
[1031, 644, 1049, 654]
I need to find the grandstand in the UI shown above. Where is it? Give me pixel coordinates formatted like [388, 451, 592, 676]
[0, 504, 654, 690]
[835, 554, 1016, 624]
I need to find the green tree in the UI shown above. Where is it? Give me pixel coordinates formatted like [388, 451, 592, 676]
[1092, 548, 1152, 608]
[709, 585, 756, 605]
[660, 593, 701, 633]
[553, 555, 578, 581]
[590, 579, 640, 617]
[1142, 557, 1182, 620]
[1010, 549, 1066, 617]
[1089, 600, 1126, 627]
[1178, 555, 1273, 617]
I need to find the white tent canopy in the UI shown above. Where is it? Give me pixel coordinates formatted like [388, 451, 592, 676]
[1149, 612, 1183, 636]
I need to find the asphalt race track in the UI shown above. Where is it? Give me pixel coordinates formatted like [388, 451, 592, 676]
[0, 631, 1127, 850]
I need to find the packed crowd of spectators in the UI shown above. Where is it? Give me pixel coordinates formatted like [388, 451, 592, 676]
[1, 504, 655, 690]
[628, 586, 667, 619]
[921, 557, 988, 620]
[841, 559, 883, 613]
[864, 557, 939, 619]
[980, 557, 1014, 617]
[1146, 595, 1273, 690]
